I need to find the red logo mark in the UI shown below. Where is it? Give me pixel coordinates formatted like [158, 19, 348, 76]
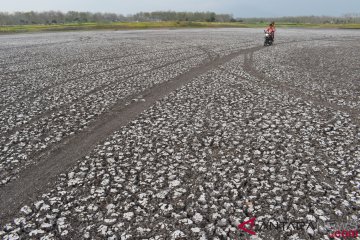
[238, 217, 256, 235]
[329, 230, 358, 239]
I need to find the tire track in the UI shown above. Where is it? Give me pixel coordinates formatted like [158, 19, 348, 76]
[0, 52, 211, 186]
[0, 51, 207, 139]
[0, 46, 259, 226]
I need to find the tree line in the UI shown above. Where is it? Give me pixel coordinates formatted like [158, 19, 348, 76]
[0, 11, 233, 25]
[0, 11, 359, 25]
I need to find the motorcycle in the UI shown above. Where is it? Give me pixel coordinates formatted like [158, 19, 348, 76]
[264, 30, 274, 46]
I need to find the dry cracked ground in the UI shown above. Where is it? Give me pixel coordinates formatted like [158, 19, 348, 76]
[0, 29, 359, 240]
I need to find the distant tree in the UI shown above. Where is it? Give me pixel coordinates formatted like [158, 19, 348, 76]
[206, 12, 216, 22]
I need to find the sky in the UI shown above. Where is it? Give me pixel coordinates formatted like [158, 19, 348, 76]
[1, 0, 359, 18]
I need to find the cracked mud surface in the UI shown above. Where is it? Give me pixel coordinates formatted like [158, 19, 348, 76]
[0, 29, 359, 239]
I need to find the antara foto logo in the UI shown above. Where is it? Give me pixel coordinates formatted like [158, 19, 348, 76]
[238, 217, 257, 235]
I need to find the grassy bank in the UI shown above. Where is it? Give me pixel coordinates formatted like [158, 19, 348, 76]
[1, 21, 360, 33]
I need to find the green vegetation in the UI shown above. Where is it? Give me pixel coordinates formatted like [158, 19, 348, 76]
[1, 21, 360, 34]
[1, 11, 359, 33]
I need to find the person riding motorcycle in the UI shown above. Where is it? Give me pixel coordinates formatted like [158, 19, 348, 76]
[266, 22, 276, 41]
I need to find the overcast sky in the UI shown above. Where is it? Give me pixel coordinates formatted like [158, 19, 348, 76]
[1, 0, 359, 18]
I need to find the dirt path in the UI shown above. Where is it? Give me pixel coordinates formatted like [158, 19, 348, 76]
[0, 46, 263, 225]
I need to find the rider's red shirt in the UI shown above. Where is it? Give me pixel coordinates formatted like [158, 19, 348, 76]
[266, 26, 275, 33]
